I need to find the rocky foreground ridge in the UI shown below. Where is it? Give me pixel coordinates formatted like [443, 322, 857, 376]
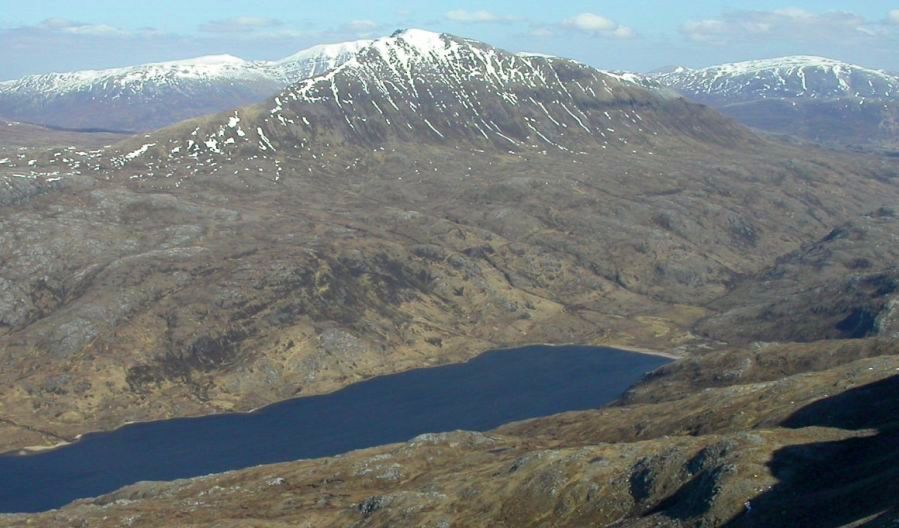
[3, 338, 896, 527]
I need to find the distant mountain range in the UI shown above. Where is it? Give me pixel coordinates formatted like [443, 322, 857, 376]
[649, 56, 899, 149]
[653, 56, 899, 103]
[3, 42, 897, 149]
[0, 40, 371, 132]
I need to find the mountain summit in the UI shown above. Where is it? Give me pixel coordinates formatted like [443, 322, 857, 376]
[106, 29, 746, 175]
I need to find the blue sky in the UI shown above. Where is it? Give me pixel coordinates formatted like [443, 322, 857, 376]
[1, 1, 898, 79]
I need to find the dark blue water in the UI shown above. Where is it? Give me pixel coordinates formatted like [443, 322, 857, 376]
[0, 345, 668, 513]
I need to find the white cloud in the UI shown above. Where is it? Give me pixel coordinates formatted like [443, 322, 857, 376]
[196, 17, 378, 40]
[31, 18, 157, 38]
[62, 24, 132, 37]
[773, 8, 815, 20]
[564, 13, 616, 32]
[888, 10, 899, 25]
[234, 29, 312, 40]
[681, 9, 881, 44]
[681, 19, 729, 43]
[445, 10, 514, 24]
[528, 27, 554, 39]
[199, 17, 283, 33]
[342, 20, 378, 32]
[562, 13, 636, 39]
[611, 26, 636, 39]
[39, 18, 78, 30]
[327, 20, 381, 38]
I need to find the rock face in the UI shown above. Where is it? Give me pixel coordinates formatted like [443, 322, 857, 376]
[652, 56, 899, 149]
[697, 208, 899, 343]
[0, 29, 898, 462]
[0, 40, 371, 131]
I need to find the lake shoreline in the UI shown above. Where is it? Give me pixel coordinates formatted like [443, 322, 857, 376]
[491, 341, 683, 360]
[0, 345, 670, 513]
[598, 343, 682, 360]
[7, 343, 679, 458]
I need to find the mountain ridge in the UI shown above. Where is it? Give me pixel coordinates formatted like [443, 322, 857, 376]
[652, 55, 899, 103]
[649, 55, 899, 148]
[0, 39, 373, 131]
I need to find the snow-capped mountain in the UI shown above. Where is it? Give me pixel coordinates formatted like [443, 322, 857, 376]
[89, 28, 746, 181]
[1, 55, 270, 97]
[0, 40, 372, 132]
[654, 56, 899, 104]
[651, 56, 899, 148]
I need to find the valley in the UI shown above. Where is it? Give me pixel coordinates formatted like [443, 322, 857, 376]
[1, 29, 897, 454]
[0, 23, 897, 527]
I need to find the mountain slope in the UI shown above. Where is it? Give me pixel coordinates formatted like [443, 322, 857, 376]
[0, 40, 371, 132]
[697, 207, 899, 343]
[653, 56, 899, 149]
[0, 29, 898, 456]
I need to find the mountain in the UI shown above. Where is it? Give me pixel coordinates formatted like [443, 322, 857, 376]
[0, 40, 371, 132]
[655, 56, 899, 103]
[652, 56, 899, 149]
[1, 29, 897, 456]
[113, 28, 748, 163]
[2, 30, 899, 527]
